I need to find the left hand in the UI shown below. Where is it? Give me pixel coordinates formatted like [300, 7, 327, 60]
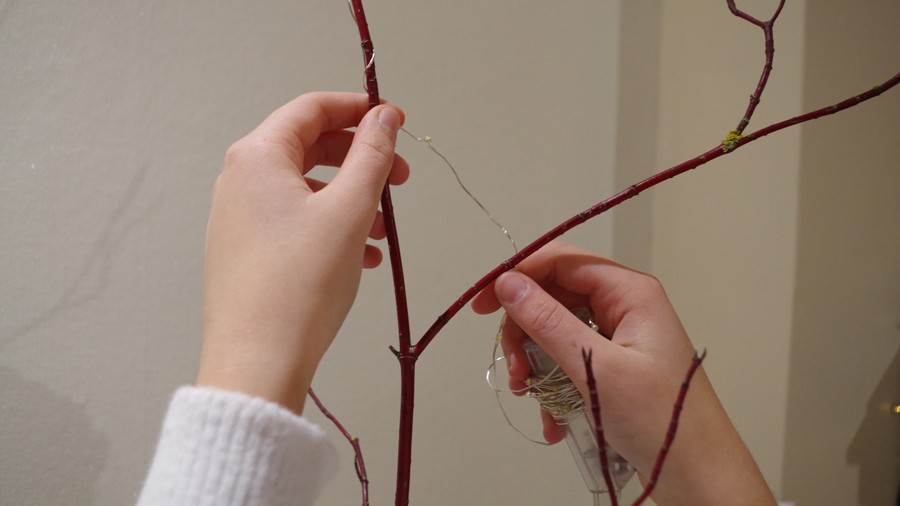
[471, 242, 775, 505]
[196, 92, 407, 413]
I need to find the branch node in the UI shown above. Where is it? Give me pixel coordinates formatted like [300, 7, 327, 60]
[721, 130, 745, 153]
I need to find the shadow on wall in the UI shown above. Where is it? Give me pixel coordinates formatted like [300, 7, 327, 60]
[847, 349, 900, 506]
[0, 367, 108, 504]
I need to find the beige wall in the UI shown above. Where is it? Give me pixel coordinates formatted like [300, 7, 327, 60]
[782, 1, 900, 504]
[0, 1, 619, 504]
[2, 1, 898, 505]
[649, 0, 900, 504]
[651, 0, 807, 497]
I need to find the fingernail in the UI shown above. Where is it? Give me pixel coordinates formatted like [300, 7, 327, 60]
[378, 107, 401, 132]
[496, 272, 527, 304]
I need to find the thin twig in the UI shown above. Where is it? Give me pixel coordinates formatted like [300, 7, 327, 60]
[583, 349, 618, 506]
[308, 388, 370, 505]
[630, 350, 707, 505]
[727, 0, 787, 135]
[347, 2, 418, 504]
[342, 2, 900, 505]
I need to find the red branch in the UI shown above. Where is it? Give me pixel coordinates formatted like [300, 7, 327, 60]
[349, 1, 379, 109]
[348, 2, 417, 505]
[308, 388, 370, 505]
[630, 350, 707, 505]
[727, 0, 786, 134]
[413, 70, 900, 357]
[340, 1, 900, 504]
[583, 349, 618, 506]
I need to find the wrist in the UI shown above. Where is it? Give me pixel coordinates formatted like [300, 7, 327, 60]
[647, 388, 775, 505]
[196, 321, 323, 414]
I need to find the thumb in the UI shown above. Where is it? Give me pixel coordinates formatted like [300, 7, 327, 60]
[495, 271, 615, 384]
[329, 105, 403, 207]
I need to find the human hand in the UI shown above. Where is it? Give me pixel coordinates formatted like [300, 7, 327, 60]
[472, 242, 774, 505]
[196, 92, 407, 414]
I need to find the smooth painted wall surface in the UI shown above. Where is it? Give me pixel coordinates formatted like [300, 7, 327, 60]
[0, 1, 619, 504]
[652, 0, 806, 497]
[652, 0, 900, 503]
[782, 1, 900, 504]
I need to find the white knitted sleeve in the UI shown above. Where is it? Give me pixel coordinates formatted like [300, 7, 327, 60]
[137, 386, 338, 506]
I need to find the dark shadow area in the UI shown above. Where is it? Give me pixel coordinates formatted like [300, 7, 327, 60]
[782, 1, 900, 504]
[848, 350, 900, 506]
[0, 367, 108, 504]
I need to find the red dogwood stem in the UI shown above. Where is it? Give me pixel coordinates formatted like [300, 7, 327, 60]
[348, 2, 417, 504]
[413, 70, 900, 357]
[583, 349, 618, 506]
[308, 388, 370, 505]
[727, 0, 786, 134]
[631, 350, 707, 505]
[338, 1, 900, 504]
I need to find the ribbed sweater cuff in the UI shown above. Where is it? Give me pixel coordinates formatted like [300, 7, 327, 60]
[138, 386, 337, 506]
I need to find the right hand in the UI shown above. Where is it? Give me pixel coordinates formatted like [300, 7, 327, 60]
[472, 242, 774, 505]
[197, 92, 406, 414]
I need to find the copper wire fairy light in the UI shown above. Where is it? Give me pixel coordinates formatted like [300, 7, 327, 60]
[400, 127, 518, 254]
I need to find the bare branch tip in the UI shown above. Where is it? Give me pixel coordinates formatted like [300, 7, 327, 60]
[771, 0, 787, 23]
[726, 0, 739, 15]
[582, 347, 593, 362]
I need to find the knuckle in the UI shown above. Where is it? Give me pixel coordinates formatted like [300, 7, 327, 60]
[621, 271, 667, 309]
[359, 136, 394, 167]
[526, 297, 567, 336]
[222, 137, 279, 175]
[211, 172, 225, 195]
[637, 271, 664, 292]
[223, 137, 257, 169]
[219, 137, 267, 189]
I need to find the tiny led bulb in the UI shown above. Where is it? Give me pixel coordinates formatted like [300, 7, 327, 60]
[522, 307, 635, 496]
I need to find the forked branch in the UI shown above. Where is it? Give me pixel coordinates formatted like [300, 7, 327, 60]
[727, 0, 786, 135]
[630, 350, 707, 505]
[331, 1, 900, 505]
[348, 2, 417, 504]
[413, 70, 900, 357]
[308, 388, 370, 505]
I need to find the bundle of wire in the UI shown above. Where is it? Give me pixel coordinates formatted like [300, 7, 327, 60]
[488, 309, 635, 505]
